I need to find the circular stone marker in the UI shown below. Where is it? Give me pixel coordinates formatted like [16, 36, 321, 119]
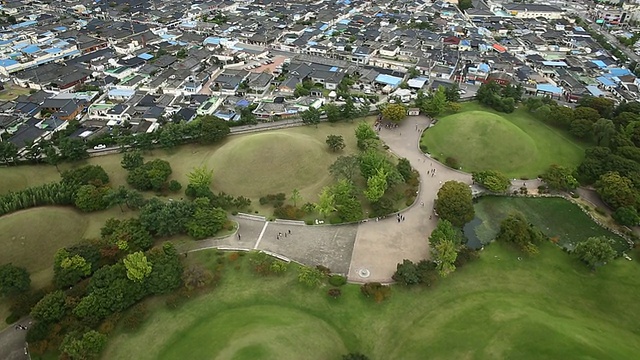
[358, 269, 371, 278]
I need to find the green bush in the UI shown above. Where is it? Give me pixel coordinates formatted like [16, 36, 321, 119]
[328, 275, 347, 287]
[445, 157, 459, 169]
[595, 207, 608, 216]
[419, 143, 428, 153]
[571, 192, 580, 198]
[5, 313, 20, 325]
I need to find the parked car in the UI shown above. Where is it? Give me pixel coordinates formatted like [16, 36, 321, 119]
[93, 144, 107, 150]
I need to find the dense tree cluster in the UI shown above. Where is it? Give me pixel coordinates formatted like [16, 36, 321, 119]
[496, 212, 546, 255]
[0, 263, 31, 296]
[475, 81, 523, 113]
[126, 159, 173, 192]
[573, 236, 616, 270]
[526, 98, 640, 226]
[472, 170, 511, 193]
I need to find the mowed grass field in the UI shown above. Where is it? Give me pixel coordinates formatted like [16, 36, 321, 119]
[103, 244, 640, 360]
[470, 196, 629, 252]
[421, 102, 585, 178]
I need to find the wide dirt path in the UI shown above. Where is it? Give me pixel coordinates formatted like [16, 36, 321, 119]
[347, 117, 472, 282]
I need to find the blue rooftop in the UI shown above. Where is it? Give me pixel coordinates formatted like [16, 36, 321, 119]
[22, 45, 40, 54]
[609, 68, 631, 77]
[338, 19, 350, 25]
[591, 60, 607, 68]
[597, 76, 617, 87]
[138, 53, 154, 60]
[319, 24, 329, 31]
[536, 84, 563, 94]
[586, 85, 605, 97]
[44, 48, 61, 54]
[375, 74, 403, 87]
[0, 59, 18, 68]
[10, 20, 37, 29]
[203, 37, 221, 45]
[329, 66, 338, 72]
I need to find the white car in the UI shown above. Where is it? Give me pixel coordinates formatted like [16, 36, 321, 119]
[93, 144, 107, 150]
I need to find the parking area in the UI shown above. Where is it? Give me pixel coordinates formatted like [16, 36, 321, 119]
[258, 222, 359, 275]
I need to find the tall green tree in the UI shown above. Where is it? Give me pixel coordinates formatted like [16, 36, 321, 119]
[0, 263, 30, 295]
[496, 212, 545, 255]
[301, 107, 321, 127]
[573, 236, 616, 270]
[42, 141, 62, 172]
[541, 165, 578, 191]
[592, 118, 616, 147]
[31, 290, 66, 323]
[363, 167, 388, 202]
[291, 188, 302, 207]
[381, 103, 407, 123]
[595, 172, 638, 209]
[121, 150, 144, 170]
[444, 83, 460, 102]
[123, 251, 153, 282]
[186, 198, 228, 239]
[59, 330, 108, 360]
[59, 138, 88, 161]
[472, 170, 510, 192]
[324, 103, 342, 123]
[196, 115, 230, 144]
[432, 238, 458, 277]
[329, 155, 360, 181]
[0, 141, 18, 165]
[422, 86, 447, 116]
[435, 181, 475, 227]
[187, 165, 214, 188]
[326, 134, 346, 152]
[315, 187, 336, 218]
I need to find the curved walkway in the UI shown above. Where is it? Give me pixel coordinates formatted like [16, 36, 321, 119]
[179, 115, 558, 283]
[180, 116, 473, 282]
[347, 116, 472, 282]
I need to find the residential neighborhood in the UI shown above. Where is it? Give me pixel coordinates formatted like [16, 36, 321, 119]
[0, 0, 640, 153]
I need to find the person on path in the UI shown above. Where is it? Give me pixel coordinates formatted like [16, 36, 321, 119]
[237, 233, 241, 240]
[288, 229, 291, 235]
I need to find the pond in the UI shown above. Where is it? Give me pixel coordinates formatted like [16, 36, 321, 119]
[463, 216, 488, 250]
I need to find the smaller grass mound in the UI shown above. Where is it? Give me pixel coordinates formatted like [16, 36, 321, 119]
[207, 132, 333, 199]
[0, 207, 86, 285]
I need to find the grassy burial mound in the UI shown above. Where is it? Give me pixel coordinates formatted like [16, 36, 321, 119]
[421, 104, 584, 178]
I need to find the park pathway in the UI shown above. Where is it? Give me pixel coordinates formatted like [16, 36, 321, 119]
[176, 115, 567, 283]
[347, 117, 472, 283]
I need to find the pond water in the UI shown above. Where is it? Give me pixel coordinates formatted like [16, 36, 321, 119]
[463, 216, 486, 250]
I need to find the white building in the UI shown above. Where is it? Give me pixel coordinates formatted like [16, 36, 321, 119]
[503, 4, 564, 19]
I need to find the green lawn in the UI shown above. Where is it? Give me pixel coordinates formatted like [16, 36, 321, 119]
[0, 84, 31, 101]
[469, 196, 629, 252]
[421, 102, 585, 178]
[103, 244, 640, 360]
[0, 206, 136, 287]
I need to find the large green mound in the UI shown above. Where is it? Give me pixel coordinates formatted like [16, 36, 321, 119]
[421, 104, 584, 177]
[0, 207, 87, 283]
[423, 110, 537, 173]
[158, 305, 347, 360]
[207, 132, 333, 198]
[104, 244, 640, 360]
